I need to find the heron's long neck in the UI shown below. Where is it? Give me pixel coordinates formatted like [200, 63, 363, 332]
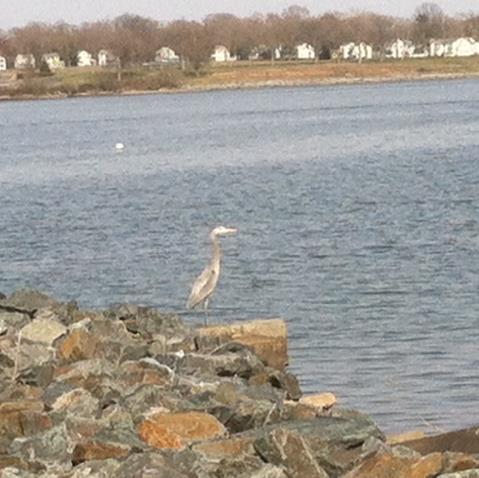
[210, 235, 222, 269]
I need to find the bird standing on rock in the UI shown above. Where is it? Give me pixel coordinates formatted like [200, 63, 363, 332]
[187, 226, 238, 325]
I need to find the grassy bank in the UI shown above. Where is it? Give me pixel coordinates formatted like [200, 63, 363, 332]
[1, 56, 479, 100]
[191, 56, 479, 89]
[0, 66, 185, 98]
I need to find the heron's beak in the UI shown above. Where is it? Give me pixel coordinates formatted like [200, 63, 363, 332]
[225, 227, 238, 235]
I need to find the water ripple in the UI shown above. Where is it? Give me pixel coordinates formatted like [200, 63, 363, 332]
[1, 79, 479, 433]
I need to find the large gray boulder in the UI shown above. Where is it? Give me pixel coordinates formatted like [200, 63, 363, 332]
[245, 412, 385, 477]
[3, 289, 59, 311]
[254, 427, 329, 478]
[104, 304, 188, 338]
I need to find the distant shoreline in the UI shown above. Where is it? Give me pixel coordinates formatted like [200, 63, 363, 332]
[1, 59, 479, 102]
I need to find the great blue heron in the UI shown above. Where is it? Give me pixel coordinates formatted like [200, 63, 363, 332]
[187, 226, 237, 324]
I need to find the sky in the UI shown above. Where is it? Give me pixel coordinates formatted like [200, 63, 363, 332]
[1, 0, 479, 29]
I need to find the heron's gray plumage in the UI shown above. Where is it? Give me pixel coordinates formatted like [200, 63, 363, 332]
[187, 226, 237, 315]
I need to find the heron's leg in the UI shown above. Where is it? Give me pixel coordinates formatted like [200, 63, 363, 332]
[203, 298, 209, 326]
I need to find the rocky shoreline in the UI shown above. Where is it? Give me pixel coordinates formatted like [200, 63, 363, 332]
[0, 290, 478, 477]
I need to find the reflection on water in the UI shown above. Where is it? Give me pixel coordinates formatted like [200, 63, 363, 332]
[1, 79, 479, 432]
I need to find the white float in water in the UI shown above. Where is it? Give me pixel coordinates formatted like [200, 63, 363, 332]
[115, 143, 125, 151]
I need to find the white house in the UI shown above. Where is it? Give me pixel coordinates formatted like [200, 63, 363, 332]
[386, 39, 415, 59]
[14, 54, 36, 69]
[0, 56, 6, 71]
[155, 47, 179, 64]
[339, 42, 373, 61]
[211, 45, 236, 62]
[295, 43, 315, 60]
[41, 52, 65, 70]
[77, 50, 96, 67]
[98, 49, 117, 67]
[449, 37, 479, 56]
[430, 37, 479, 57]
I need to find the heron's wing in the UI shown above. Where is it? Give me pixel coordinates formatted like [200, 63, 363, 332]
[187, 266, 218, 309]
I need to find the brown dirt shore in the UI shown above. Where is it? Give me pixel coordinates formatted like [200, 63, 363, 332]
[1, 57, 479, 101]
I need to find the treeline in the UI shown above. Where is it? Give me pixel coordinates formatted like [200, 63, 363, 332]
[1, 2, 479, 67]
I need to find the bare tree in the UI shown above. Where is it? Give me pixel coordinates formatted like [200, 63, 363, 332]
[461, 13, 479, 37]
[110, 14, 159, 65]
[204, 14, 235, 49]
[0, 29, 7, 49]
[78, 20, 115, 57]
[302, 16, 323, 60]
[49, 23, 81, 66]
[317, 12, 348, 59]
[348, 13, 396, 58]
[236, 16, 265, 60]
[413, 2, 446, 43]
[162, 20, 214, 70]
[262, 13, 283, 63]
[390, 17, 414, 41]
[10, 23, 54, 65]
[278, 5, 311, 58]
[4, 4, 479, 72]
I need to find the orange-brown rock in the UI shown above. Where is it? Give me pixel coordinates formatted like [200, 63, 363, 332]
[299, 393, 337, 410]
[0, 410, 52, 440]
[346, 451, 445, 478]
[72, 441, 131, 465]
[138, 412, 227, 450]
[58, 329, 101, 362]
[409, 452, 443, 478]
[198, 319, 288, 370]
[344, 452, 414, 478]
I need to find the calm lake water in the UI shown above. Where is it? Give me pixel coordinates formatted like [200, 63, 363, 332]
[1, 79, 479, 433]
